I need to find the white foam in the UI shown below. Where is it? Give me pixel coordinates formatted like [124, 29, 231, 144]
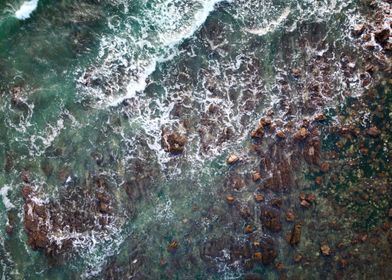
[244, 7, 291, 36]
[0, 185, 15, 209]
[15, 0, 39, 20]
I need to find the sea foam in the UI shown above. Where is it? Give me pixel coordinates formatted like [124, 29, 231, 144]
[15, 0, 39, 20]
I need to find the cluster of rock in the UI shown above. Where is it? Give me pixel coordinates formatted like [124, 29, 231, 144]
[20, 174, 114, 257]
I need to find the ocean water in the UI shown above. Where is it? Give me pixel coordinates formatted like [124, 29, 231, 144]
[0, 0, 391, 279]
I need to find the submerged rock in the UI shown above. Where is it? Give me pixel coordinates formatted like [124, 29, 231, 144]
[260, 206, 282, 232]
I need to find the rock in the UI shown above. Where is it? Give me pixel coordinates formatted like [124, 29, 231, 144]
[34, 205, 47, 219]
[294, 127, 309, 141]
[99, 202, 110, 214]
[388, 208, 392, 219]
[6, 225, 13, 235]
[300, 199, 311, 208]
[352, 24, 366, 36]
[314, 113, 326, 121]
[388, 232, 392, 244]
[276, 130, 286, 139]
[244, 225, 254, 234]
[291, 68, 301, 78]
[226, 195, 235, 204]
[260, 206, 281, 232]
[161, 131, 187, 154]
[286, 211, 295, 222]
[252, 171, 262, 182]
[259, 117, 272, 127]
[258, 237, 277, 264]
[320, 244, 331, 256]
[251, 126, 264, 139]
[320, 162, 330, 173]
[244, 273, 263, 280]
[167, 240, 179, 253]
[226, 154, 239, 165]
[367, 126, 380, 137]
[253, 252, 263, 261]
[21, 185, 33, 200]
[315, 176, 322, 185]
[270, 198, 283, 208]
[305, 193, 316, 203]
[374, 29, 390, 45]
[254, 193, 265, 203]
[289, 223, 302, 245]
[294, 254, 302, 263]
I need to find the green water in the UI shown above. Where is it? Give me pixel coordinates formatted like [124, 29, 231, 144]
[1, 0, 391, 279]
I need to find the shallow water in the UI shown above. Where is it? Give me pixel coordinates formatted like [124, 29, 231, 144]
[0, 0, 391, 279]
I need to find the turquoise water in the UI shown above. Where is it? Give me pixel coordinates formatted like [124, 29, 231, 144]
[0, 0, 391, 279]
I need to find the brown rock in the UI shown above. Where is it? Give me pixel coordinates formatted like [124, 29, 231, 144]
[167, 240, 179, 253]
[253, 252, 263, 261]
[276, 130, 286, 139]
[270, 198, 283, 208]
[374, 29, 390, 45]
[21, 185, 33, 200]
[162, 131, 187, 154]
[388, 208, 392, 219]
[260, 206, 281, 232]
[33, 205, 47, 219]
[320, 162, 330, 173]
[291, 68, 301, 78]
[320, 244, 331, 256]
[286, 211, 295, 222]
[367, 126, 380, 137]
[352, 24, 365, 36]
[226, 195, 235, 204]
[259, 117, 272, 127]
[252, 171, 262, 182]
[315, 176, 322, 185]
[289, 223, 302, 245]
[294, 127, 309, 141]
[300, 200, 311, 208]
[314, 113, 326, 121]
[254, 193, 265, 203]
[244, 273, 263, 280]
[226, 154, 239, 165]
[99, 202, 110, 214]
[244, 225, 254, 234]
[251, 126, 264, 139]
[305, 194, 316, 203]
[294, 254, 302, 262]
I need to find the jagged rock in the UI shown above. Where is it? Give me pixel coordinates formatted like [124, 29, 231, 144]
[320, 244, 331, 256]
[161, 131, 187, 154]
[352, 24, 366, 36]
[286, 211, 295, 222]
[294, 127, 309, 141]
[167, 240, 179, 253]
[276, 130, 286, 139]
[226, 154, 239, 165]
[320, 162, 330, 173]
[259, 117, 272, 127]
[291, 68, 301, 78]
[260, 206, 281, 232]
[252, 171, 262, 182]
[21, 185, 33, 200]
[226, 195, 235, 204]
[251, 126, 264, 139]
[374, 29, 390, 45]
[254, 193, 265, 203]
[367, 126, 380, 137]
[244, 225, 254, 234]
[289, 223, 302, 245]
